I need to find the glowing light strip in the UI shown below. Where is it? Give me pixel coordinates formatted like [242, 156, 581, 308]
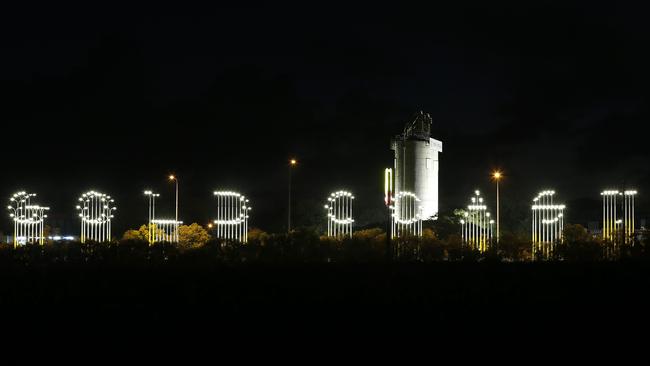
[384, 168, 393, 206]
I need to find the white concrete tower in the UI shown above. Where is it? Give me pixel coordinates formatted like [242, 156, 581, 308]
[390, 111, 443, 220]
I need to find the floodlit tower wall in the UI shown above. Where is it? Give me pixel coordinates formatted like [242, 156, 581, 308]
[391, 112, 443, 220]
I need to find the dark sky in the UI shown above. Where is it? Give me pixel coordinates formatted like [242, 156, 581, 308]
[1, 3, 649, 235]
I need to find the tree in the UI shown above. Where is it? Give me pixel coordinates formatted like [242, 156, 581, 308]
[563, 224, 591, 243]
[498, 231, 531, 261]
[178, 223, 211, 250]
[557, 224, 604, 261]
[122, 225, 148, 241]
[248, 227, 270, 245]
[428, 212, 459, 240]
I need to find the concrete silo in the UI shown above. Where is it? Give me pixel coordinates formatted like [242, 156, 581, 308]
[390, 111, 443, 220]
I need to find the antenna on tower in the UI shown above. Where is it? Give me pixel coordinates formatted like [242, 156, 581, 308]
[403, 110, 432, 140]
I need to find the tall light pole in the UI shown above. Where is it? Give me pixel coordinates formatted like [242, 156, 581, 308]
[76, 191, 116, 243]
[144, 190, 160, 245]
[288, 159, 297, 232]
[169, 175, 178, 222]
[8, 191, 49, 247]
[324, 191, 355, 238]
[492, 171, 502, 244]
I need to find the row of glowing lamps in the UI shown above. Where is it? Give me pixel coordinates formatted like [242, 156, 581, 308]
[6, 163, 641, 244]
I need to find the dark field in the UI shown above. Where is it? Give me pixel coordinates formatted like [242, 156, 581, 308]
[2, 262, 650, 337]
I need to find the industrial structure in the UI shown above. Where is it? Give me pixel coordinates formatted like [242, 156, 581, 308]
[213, 191, 251, 243]
[76, 191, 116, 243]
[531, 190, 565, 260]
[7, 191, 49, 247]
[390, 191, 423, 238]
[324, 191, 354, 238]
[390, 111, 443, 220]
[460, 190, 494, 252]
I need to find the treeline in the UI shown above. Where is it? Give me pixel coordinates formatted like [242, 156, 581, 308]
[1, 224, 649, 265]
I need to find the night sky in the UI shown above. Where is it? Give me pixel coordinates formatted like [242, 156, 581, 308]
[2, 3, 649, 235]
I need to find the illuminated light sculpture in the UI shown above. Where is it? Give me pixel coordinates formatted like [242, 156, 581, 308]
[460, 190, 494, 252]
[213, 191, 251, 243]
[144, 190, 160, 244]
[390, 191, 423, 238]
[601, 189, 637, 245]
[150, 219, 182, 243]
[324, 191, 354, 238]
[144, 190, 180, 244]
[601, 190, 619, 242]
[7, 191, 49, 247]
[623, 191, 637, 244]
[531, 190, 565, 260]
[76, 191, 116, 243]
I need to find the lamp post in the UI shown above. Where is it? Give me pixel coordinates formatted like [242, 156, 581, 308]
[492, 171, 502, 244]
[288, 159, 297, 232]
[169, 175, 178, 222]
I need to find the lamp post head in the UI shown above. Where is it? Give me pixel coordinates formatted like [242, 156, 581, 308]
[289, 159, 297, 166]
[492, 171, 502, 180]
[169, 175, 176, 181]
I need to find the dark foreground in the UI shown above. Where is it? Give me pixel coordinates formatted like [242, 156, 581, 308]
[2, 262, 650, 337]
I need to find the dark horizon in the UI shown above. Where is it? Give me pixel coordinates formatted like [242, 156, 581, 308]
[2, 3, 649, 235]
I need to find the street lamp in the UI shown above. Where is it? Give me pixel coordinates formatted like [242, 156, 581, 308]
[288, 159, 297, 232]
[492, 171, 502, 244]
[169, 175, 178, 222]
